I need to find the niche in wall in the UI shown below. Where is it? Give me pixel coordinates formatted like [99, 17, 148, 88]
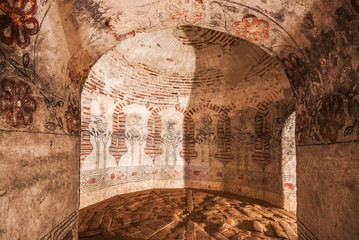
[80, 25, 295, 208]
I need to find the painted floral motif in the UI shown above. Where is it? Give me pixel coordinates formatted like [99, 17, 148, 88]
[232, 14, 269, 42]
[166, 0, 205, 25]
[65, 103, 80, 134]
[318, 95, 346, 143]
[295, 111, 310, 144]
[0, 0, 39, 48]
[67, 57, 91, 85]
[0, 79, 36, 127]
[281, 53, 308, 94]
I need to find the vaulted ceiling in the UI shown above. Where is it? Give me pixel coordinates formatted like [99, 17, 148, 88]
[83, 25, 291, 108]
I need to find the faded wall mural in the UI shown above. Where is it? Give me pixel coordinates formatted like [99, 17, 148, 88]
[157, 109, 184, 166]
[79, 25, 296, 209]
[122, 104, 152, 166]
[2, 0, 358, 239]
[193, 110, 221, 167]
[82, 97, 116, 171]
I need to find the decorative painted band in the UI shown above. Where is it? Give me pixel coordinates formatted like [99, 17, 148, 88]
[80, 165, 226, 193]
[297, 219, 319, 240]
[40, 211, 78, 240]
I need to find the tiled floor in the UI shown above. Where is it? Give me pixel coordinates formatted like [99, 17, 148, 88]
[79, 189, 297, 239]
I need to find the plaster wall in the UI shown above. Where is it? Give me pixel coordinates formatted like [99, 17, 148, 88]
[297, 142, 359, 239]
[282, 112, 296, 212]
[0, 132, 79, 240]
[0, 1, 81, 239]
[1, 0, 358, 238]
[79, 27, 295, 208]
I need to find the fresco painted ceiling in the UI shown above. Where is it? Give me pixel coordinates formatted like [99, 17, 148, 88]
[84, 25, 291, 108]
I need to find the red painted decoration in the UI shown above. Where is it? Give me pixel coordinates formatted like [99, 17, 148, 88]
[0, 0, 39, 48]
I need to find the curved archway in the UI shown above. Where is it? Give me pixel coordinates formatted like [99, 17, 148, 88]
[1, 0, 358, 239]
[79, 25, 295, 209]
[71, 0, 308, 97]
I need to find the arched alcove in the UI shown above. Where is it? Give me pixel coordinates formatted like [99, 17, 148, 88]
[79, 25, 295, 210]
[1, 0, 358, 239]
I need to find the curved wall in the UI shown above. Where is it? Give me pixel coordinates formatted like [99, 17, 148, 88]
[80, 26, 295, 208]
[2, 0, 358, 238]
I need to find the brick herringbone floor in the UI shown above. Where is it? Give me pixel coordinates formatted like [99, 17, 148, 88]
[79, 189, 297, 240]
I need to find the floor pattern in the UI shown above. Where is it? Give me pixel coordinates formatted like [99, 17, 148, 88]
[79, 189, 297, 240]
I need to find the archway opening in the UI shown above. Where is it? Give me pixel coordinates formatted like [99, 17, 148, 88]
[79, 24, 298, 238]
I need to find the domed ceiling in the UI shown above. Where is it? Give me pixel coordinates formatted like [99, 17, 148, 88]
[83, 25, 291, 107]
[80, 25, 294, 209]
